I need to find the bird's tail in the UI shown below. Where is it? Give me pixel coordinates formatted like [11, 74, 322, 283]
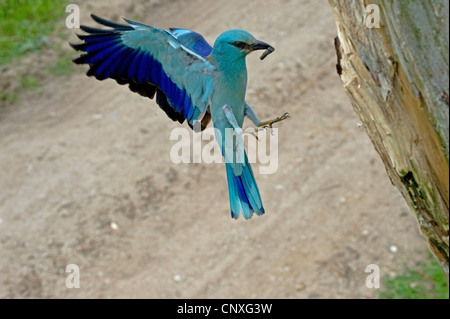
[225, 152, 265, 219]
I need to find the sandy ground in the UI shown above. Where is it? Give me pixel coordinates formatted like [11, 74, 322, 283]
[0, 0, 428, 298]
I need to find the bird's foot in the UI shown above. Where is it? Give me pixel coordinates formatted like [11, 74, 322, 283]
[243, 112, 290, 139]
[258, 112, 290, 129]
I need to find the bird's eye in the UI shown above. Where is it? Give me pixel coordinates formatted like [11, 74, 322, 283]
[232, 41, 247, 49]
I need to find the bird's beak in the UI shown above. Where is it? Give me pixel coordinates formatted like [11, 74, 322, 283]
[250, 40, 275, 60]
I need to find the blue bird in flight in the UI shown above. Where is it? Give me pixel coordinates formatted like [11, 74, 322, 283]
[71, 15, 289, 219]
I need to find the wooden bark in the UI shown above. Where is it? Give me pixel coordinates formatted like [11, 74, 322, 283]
[328, 0, 449, 279]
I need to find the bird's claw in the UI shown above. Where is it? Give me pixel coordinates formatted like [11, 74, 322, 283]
[258, 112, 290, 128]
[242, 127, 261, 140]
[243, 112, 290, 138]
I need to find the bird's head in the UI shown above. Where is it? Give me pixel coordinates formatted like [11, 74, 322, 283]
[212, 29, 274, 63]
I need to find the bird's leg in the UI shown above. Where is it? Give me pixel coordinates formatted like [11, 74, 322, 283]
[223, 105, 243, 135]
[222, 104, 244, 163]
[244, 103, 263, 127]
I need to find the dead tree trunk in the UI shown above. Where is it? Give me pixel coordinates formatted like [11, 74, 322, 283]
[328, 0, 449, 279]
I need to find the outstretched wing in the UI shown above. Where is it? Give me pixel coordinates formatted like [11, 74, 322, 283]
[71, 14, 216, 128]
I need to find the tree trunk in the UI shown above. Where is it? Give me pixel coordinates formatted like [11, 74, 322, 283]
[328, 0, 449, 280]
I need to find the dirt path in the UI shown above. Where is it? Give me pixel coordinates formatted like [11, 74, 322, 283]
[0, 0, 426, 298]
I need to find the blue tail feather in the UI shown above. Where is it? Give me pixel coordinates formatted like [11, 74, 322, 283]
[225, 153, 264, 220]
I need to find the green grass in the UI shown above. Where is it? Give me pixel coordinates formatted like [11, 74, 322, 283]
[0, 0, 73, 105]
[20, 74, 39, 90]
[0, 0, 66, 65]
[47, 50, 73, 76]
[380, 254, 449, 299]
[0, 90, 18, 103]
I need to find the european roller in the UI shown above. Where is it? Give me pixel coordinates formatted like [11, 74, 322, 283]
[71, 15, 289, 220]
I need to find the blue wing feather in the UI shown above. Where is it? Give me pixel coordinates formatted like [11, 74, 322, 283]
[96, 46, 126, 77]
[169, 28, 212, 57]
